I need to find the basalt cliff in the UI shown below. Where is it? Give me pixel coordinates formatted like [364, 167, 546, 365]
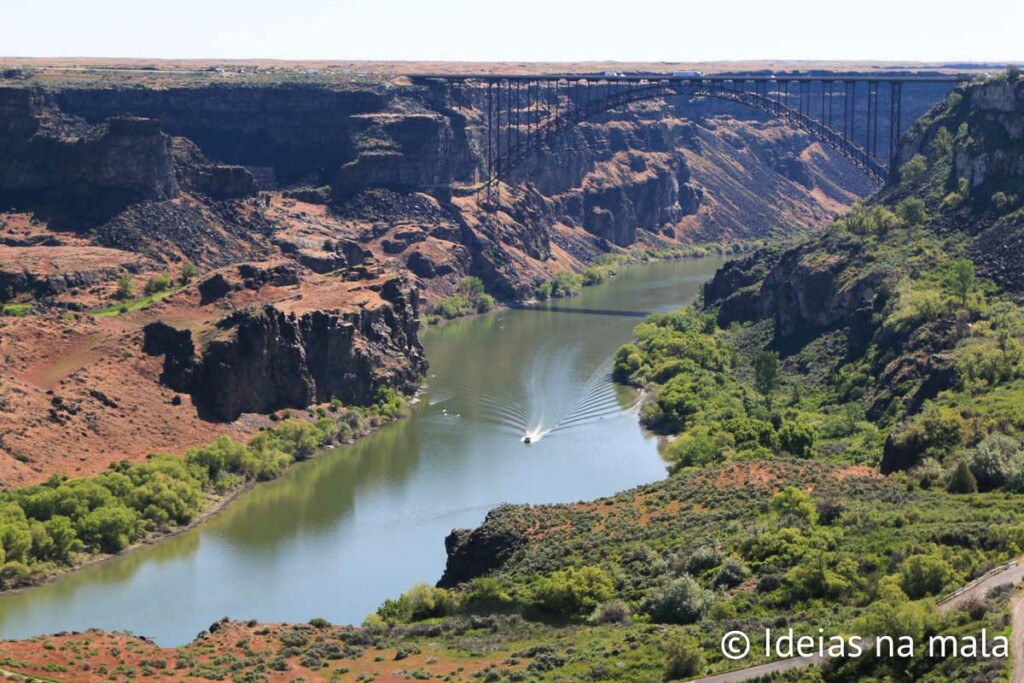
[700, 78, 1024, 474]
[0, 70, 955, 484]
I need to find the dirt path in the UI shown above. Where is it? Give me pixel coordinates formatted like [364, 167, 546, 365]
[937, 561, 1024, 614]
[1011, 589, 1024, 683]
[689, 655, 825, 683]
[690, 559, 1024, 683]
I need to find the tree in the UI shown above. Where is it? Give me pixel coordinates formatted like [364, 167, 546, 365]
[455, 276, 484, 300]
[43, 515, 81, 563]
[115, 273, 134, 300]
[946, 259, 976, 308]
[785, 554, 857, 601]
[855, 578, 933, 644]
[1008, 64, 1021, 83]
[947, 459, 978, 494]
[753, 351, 781, 408]
[77, 505, 138, 553]
[969, 434, 1024, 491]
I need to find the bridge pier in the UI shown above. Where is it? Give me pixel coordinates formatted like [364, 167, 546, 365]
[411, 72, 965, 202]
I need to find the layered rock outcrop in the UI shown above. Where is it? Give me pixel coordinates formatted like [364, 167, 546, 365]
[0, 98, 178, 226]
[144, 276, 425, 422]
[438, 506, 527, 588]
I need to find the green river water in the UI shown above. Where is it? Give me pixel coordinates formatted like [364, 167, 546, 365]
[0, 257, 725, 645]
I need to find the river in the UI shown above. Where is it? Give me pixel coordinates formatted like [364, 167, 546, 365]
[0, 257, 725, 646]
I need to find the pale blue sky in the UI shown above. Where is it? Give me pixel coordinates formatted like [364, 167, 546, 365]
[2, 0, 1022, 63]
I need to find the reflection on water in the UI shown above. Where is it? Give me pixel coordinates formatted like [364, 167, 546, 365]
[0, 257, 725, 645]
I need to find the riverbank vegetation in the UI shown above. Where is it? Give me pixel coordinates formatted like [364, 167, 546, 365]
[349, 77, 1024, 682]
[361, 459, 1019, 680]
[0, 389, 407, 590]
[425, 277, 496, 323]
[535, 242, 762, 301]
[424, 241, 764, 326]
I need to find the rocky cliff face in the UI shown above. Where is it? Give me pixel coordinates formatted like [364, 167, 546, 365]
[897, 81, 1024, 204]
[701, 78, 1024, 475]
[438, 505, 528, 588]
[51, 84, 389, 185]
[0, 89, 179, 226]
[144, 275, 425, 422]
[0, 77, 915, 247]
[0, 75, 965, 480]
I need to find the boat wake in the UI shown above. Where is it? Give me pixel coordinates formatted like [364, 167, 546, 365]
[451, 343, 640, 445]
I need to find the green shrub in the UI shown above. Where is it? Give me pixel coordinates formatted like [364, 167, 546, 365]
[144, 274, 172, 295]
[899, 155, 928, 183]
[643, 575, 713, 624]
[179, 263, 200, 285]
[947, 460, 978, 494]
[463, 576, 512, 610]
[930, 127, 953, 161]
[991, 192, 1011, 212]
[76, 504, 138, 553]
[663, 635, 705, 680]
[943, 177, 970, 208]
[713, 558, 750, 589]
[588, 599, 632, 625]
[550, 272, 583, 298]
[899, 553, 954, 598]
[778, 422, 816, 458]
[476, 293, 495, 313]
[770, 487, 818, 526]
[377, 583, 455, 624]
[115, 273, 134, 300]
[684, 546, 723, 575]
[784, 554, 858, 601]
[612, 344, 643, 382]
[533, 566, 615, 617]
[896, 197, 928, 226]
[429, 277, 496, 319]
[665, 430, 725, 469]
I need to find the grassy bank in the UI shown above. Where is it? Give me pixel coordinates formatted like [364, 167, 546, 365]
[0, 388, 410, 592]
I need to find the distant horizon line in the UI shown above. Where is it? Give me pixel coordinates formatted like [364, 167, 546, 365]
[3, 56, 1022, 66]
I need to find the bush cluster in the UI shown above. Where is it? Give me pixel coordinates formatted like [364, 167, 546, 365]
[0, 393, 406, 588]
[427, 277, 496, 322]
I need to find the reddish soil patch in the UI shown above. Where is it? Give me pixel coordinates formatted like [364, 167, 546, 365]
[0, 621, 519, 683]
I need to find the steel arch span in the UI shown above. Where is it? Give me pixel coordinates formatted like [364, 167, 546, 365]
[410, 73, 967, 199]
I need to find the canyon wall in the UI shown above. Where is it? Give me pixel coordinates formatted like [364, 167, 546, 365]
[1, 77, 953, 249]
[143, 275, 425, 422]
[0, 74, 960, 480]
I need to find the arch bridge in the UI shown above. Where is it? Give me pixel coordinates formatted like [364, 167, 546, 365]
[410, 72, 967, 200]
